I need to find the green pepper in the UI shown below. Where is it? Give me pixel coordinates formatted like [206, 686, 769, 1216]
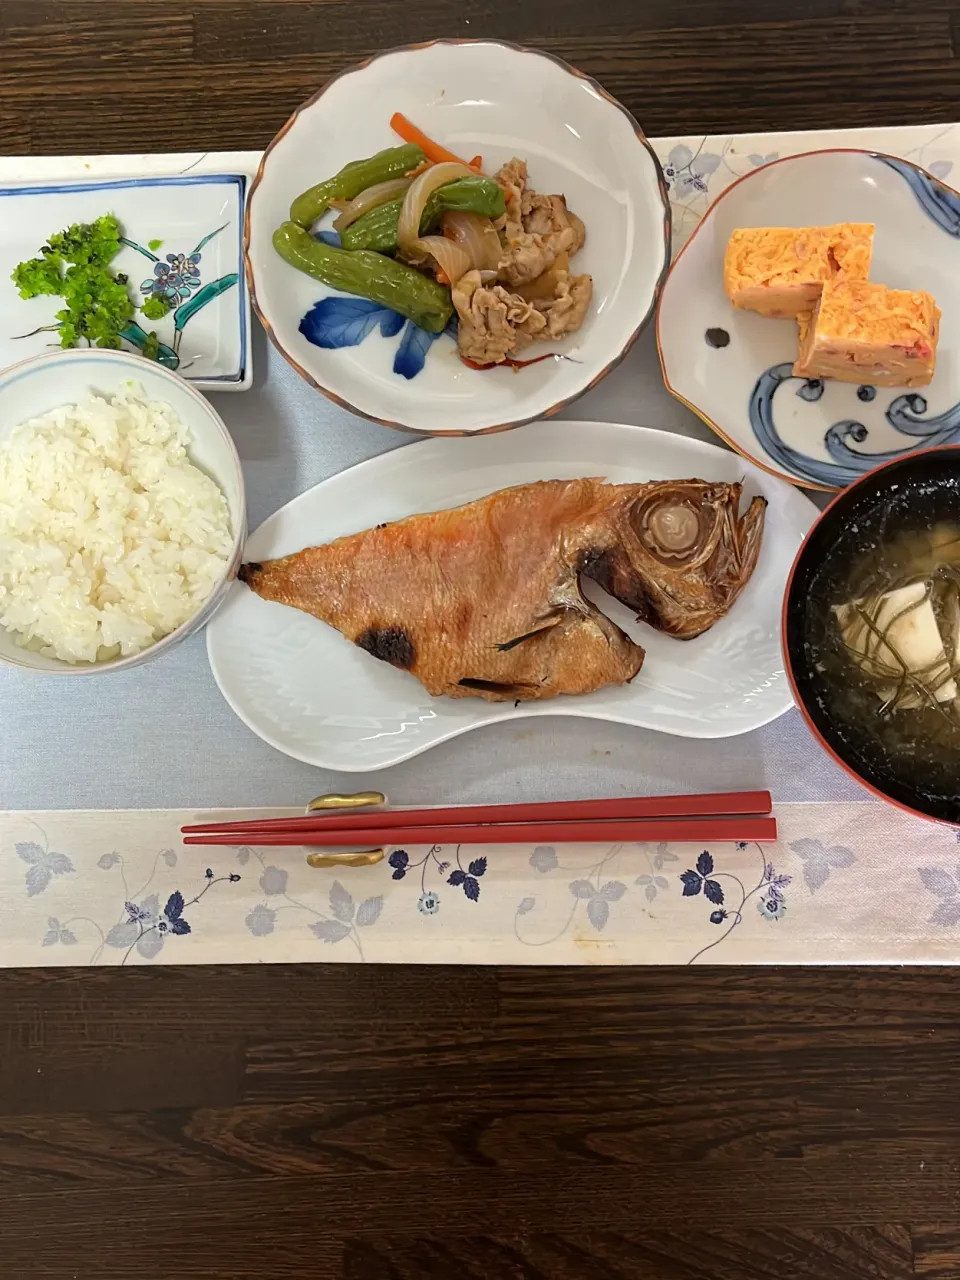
[340, 176, 507, 254]
[289, 144, 426, 228]
[273, 222, 453, 333]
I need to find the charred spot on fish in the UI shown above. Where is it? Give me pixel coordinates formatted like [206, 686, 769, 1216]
[705, 327, 730, 348]
[577, 547, 616, 577]
[578, 547, 619, 596]
[238, 562, 262, 586]
[578, 547, 649, 614]
[356, 626, 415, 670]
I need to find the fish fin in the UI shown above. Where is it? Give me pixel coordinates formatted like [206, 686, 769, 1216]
[495, 616, 562, 652]
[458, 677, 541, 693]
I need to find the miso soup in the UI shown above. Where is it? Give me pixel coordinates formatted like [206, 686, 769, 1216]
[788, 457, 960, 823]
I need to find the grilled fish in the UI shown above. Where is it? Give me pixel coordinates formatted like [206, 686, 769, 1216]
[239, 478, 766, 703]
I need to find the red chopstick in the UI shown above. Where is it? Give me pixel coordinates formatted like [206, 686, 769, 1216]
[181, 790, 772, 838]
[182, 814, 778, 847]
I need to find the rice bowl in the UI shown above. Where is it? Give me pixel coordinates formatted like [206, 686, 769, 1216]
[0, 348, 245, 675]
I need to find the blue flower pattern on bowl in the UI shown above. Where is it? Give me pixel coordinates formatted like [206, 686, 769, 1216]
[874, 154, 960, 237]
[300, 295, 459, 380]
[120, 222, 240, 368]
[142, 251, 202, 303]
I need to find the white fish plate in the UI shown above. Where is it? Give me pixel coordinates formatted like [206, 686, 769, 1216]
[206, 420, 817, 771]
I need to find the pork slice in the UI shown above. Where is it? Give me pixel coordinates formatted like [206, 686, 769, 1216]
[521, 193, 586, 255]
[533, 272, 593, 339]
[494, 158, 528, 243]
[498, 226, 577, 287]
[452, 270, 547, 364]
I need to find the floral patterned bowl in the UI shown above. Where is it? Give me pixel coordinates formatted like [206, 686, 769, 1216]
[657, 148, 960, 491]
[245, 39, 670, 435]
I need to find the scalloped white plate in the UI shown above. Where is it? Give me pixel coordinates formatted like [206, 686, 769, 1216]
[245, 39, 670, 435]
[206, 421, 816, 771]
[657, 148, 960, 491]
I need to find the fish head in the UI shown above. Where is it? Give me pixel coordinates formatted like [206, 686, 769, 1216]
[579, 481, 767, 639]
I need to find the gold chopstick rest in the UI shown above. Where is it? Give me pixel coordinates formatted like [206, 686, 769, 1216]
[306, 850, 385, 869]
[304, 794, 387, 867]
[306, 790, 385, 812]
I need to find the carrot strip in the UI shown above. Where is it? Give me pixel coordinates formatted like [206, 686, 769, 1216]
[390, 111, 482, 171]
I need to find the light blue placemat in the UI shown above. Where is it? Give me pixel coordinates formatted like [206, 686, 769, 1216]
[0, 327, 861, 812]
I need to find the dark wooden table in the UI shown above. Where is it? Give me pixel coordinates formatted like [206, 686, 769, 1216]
[4, 3, 960, 1276]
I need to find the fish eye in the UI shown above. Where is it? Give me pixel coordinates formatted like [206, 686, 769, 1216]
[634, 498, 703, 560]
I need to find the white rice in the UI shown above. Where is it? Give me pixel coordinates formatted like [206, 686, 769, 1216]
[0, 386, 233, 664]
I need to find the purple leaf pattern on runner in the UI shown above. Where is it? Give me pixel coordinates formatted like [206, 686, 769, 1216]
[789, 838, 856, 893]
[918, 864, 960, 926]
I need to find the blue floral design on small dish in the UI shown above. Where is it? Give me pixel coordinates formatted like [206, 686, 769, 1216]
[141, 252, 202, 302]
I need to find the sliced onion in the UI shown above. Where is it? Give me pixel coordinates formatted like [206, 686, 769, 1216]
[417, 235, 472, 286]
[397, 161, 473, 256]
[442, 211, 502, 272]
[514, 252, 570, 302]
[332, 177, 412, 233]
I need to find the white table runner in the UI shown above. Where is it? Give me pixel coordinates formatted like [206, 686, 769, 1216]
[1, 802, 954, 966]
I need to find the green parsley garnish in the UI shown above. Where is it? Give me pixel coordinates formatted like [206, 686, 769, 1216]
[12, 215, 137, 352]
[141, 294, 171, 320]
[147, 239, 163, 252]
[142, 330, 161, 362]
[11, 255, 63, 298]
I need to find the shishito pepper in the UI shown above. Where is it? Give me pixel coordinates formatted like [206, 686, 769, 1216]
[340, 176, 506, 254]
[272, 222, 453, 333]
[289, 144, 426, 228]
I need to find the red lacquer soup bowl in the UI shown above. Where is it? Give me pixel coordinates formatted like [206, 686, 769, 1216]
[783, 444, 960, 826]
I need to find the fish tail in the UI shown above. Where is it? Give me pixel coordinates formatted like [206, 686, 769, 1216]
[237, 561, 263, 587]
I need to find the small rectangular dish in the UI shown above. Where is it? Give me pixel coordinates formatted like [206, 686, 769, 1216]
[0, 173, 251, 391]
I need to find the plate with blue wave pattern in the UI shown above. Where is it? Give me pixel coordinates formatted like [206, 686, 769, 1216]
[656, 149, 960, 490]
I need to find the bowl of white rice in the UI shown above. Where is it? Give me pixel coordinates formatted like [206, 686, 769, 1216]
[0, 347, 245, 674]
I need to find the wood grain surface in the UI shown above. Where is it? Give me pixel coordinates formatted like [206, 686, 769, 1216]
[3, 0, 960, 152]
[0, 965, 956, 1277]
[4, 1, 960, 1276]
